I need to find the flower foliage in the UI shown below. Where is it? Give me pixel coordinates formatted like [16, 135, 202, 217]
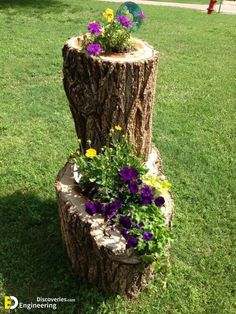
[82, 7, 146, 55]
[69, 126, 172, 270]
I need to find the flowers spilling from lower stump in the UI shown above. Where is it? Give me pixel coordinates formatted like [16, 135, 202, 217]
[81, 4, 146, 56]
[69, 127, 172, 271]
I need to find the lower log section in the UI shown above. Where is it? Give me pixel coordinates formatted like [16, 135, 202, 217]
[55, 147, 173, 298]
[63, 37, 159, 160]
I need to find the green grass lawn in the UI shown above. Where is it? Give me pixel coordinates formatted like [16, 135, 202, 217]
[0, 0, 235, 313]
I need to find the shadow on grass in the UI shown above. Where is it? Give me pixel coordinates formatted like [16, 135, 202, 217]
[0, 0, 86, 20]
[0, 0, 61, 9]
[0, 191, 116, 314]
[0, 0, 74, 15]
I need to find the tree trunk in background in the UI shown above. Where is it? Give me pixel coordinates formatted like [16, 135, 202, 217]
[62, 37, 159, 160]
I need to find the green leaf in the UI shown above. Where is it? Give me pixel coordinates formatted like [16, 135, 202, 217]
[140, 254, 154, 264]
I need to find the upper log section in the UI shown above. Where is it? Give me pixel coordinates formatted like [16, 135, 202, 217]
[62, 36, 159, 160]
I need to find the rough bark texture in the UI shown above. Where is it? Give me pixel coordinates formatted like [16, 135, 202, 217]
[63, 37, 159, 160]
[55, 147, 173, 298]
[58, 36, 173, 297]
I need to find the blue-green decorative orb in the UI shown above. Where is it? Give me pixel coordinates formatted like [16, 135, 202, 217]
[116, 2, 145, 32]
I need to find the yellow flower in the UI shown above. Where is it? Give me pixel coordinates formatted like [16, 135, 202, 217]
[85, 148, 97, 158]
[103, 8, 114, 22]
[142, 174, 172, 195]
[115, 125, 122, 131]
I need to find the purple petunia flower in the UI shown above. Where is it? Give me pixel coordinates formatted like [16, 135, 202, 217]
[105, 205, 117, 220]
[136, 221, 144, 229]
[85, 201, 96, 215]
[140, 195, 154, 204]
[105, 200, 122, 220]
[94, 201, 105, 214]
[154, 196, 165, 207]
[114, 199, 122, 210]
[128, 181, 139, 194]
[87, 43, 102, 56]
[141, 185, 153, 197]
[140, 185, 154, 204]
[137, 11, 146, 19]
[137, 179, 143, 185]
[142, 231, 153, 241]
[126, 236, 139, 249]
[116, 15, 133, 28]
[119, 167, 138, 182]
[87, 21, 102, 35]
[120, 216, 132, 229]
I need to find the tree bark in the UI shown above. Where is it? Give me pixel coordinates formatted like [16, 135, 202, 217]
[59, 36, 173, 297]
[63, 36, 159, 160]
[55, 147, 173, 298]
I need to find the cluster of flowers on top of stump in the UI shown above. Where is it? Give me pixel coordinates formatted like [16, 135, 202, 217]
[70, 126, 172, 268]
[82, 6, 146, 56]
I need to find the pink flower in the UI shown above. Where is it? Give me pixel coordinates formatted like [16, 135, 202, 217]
[116, 15, 133, 28]
[87, 43, 102, 56]
[137, 11, 146, 19]
[87, 21, 102, 35]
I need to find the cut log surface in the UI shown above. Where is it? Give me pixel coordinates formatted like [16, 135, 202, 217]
[55, 147, 173, 298]
[63, 36, 159, 160]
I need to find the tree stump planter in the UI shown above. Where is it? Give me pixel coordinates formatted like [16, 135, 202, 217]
[63, 36, 159, 159]
[57, 36, 174, 297]
[55, 147, 173, 298]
